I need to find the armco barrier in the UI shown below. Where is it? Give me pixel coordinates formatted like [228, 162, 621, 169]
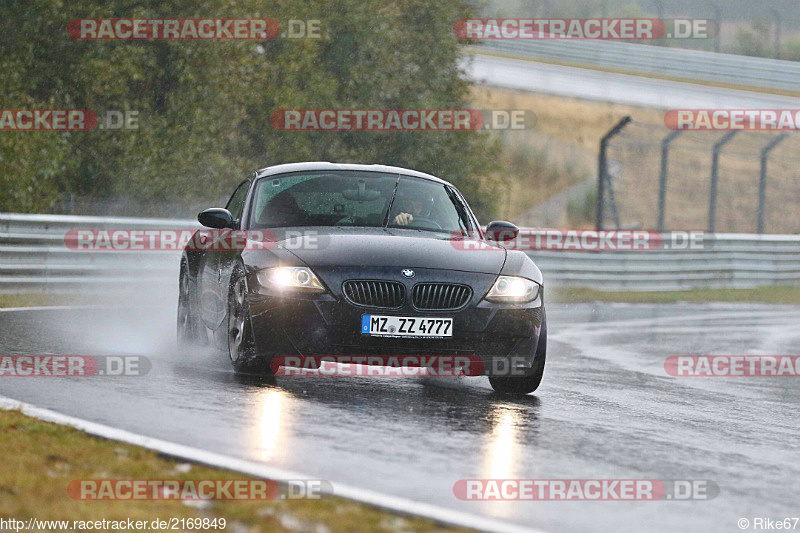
[0, 213, 198, 294]
[0, 213, 798, 293]
[477, 41, 800, 93]
[529, 234, 800, 291]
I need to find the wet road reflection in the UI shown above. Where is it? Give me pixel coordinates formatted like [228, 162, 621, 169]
[1, 303, 799, 533]
[256, 388, 289, 461]
[483, 404, 527, 481]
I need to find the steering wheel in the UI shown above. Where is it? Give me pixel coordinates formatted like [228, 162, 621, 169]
[335, 215, 356, 226]
[407, 216, 443, 230]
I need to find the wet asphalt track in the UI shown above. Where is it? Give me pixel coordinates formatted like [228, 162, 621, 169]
[467, 53, 800, 109]
[1, 299, 799, 533]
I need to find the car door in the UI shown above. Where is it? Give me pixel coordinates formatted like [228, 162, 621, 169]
[198, 179, 251, 334]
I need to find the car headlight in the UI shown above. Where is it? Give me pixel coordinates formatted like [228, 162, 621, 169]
[484, 276, 539, 303]
[256, 267, 326, 293]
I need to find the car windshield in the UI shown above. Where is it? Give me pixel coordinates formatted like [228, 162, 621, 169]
[248, 171, 474, 234]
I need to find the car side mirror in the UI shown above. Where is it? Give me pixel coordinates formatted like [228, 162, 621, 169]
[198, 208, 236, 229]
[485, 220, 519, 243]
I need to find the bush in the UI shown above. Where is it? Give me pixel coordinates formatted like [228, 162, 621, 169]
[0, 0, 500, 219]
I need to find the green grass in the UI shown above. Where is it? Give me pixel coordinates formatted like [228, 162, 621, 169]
[0, 409, 470, 533]
[5, 286, 800, 310]
[0, 293, 107, 309]
[550, 285, 800, 304]
[0, 293, 70, 308]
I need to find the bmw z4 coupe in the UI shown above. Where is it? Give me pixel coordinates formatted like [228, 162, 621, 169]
[178, 162, 546, 394]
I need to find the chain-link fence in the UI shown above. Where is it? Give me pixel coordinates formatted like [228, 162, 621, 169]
[599, 119, 800, 234]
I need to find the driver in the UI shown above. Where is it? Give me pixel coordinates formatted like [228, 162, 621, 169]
[392, 188, 431, 226]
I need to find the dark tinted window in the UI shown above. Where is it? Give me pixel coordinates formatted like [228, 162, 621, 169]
[388, 177, 473, 233]
[250, 172, 397, 228]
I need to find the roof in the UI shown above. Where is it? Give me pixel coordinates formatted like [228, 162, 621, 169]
[253, 162, 452, 187]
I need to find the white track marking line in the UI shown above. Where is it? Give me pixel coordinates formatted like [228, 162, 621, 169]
[0, 306, 547, 531]
[0, 305, 97, 313]
[0, 395, 547, 533]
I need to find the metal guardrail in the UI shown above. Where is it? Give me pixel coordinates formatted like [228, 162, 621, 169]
[478, 40, 800, 92]
[1, 213, 798, 293]
[0, 213, 198, 294]
[530, 234, 800, 291]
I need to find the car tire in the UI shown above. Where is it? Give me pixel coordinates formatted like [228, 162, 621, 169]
[489, 310, 547, 394]
[228, 264, 274, 375]
[177, 262, 205, 348]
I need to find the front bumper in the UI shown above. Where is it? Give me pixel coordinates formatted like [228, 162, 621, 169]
[245, 271, 544, 375]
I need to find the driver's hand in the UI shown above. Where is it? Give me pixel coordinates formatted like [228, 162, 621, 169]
[393, 213, 413, 226]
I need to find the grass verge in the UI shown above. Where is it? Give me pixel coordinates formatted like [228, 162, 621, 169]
[550, 285, 800, 304]
[0, 408, 468, 533]
[469, 86, 658, 223]
[0, 293, 95, 309]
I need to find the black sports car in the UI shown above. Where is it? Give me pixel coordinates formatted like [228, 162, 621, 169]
[177, 162, 546, 394]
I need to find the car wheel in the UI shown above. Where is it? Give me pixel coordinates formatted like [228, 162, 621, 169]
[489, 311, 547, 395]
[227, 265, 272, 374]
[177, 263, 204, 348]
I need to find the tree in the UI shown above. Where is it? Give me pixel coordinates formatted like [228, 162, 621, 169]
[0, 0, 500, 219]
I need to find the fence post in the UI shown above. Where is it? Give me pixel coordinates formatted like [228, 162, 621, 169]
[773, 9, 782, 59]
[757, 133, 788, 234]
[606, 162, 622, 230]
[707, 131, 738, 232]
[710, 2, 722, 53]
[657, 130, 683, 232]
[596, 116, 632, 231]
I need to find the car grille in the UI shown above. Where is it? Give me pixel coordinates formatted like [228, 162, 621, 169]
[412, 283, 472, 310]
[343, 280, 405, 309]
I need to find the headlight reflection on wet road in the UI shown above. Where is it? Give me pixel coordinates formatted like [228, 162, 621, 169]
[256, 388, 289, 461]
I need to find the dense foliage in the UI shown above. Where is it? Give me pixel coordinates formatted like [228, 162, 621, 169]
[0, 0, 500, 219]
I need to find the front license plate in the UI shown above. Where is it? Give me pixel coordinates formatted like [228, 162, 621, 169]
[361, 315, 453, 338]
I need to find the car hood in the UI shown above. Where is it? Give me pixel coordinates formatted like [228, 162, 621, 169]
[275, 228, 507, 274]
